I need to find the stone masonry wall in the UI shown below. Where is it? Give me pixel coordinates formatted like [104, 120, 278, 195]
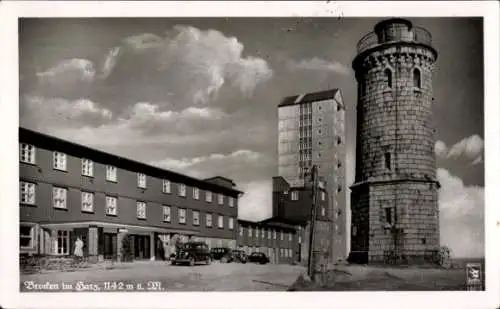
[368, 181, 440, 263]
[351, 40, 439, 264]
[355, 45, 437, 183]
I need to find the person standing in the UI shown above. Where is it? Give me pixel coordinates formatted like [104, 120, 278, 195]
[74, 237, 84, 262]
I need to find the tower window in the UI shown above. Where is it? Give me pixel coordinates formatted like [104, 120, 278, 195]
[413, 68, 422, 89]
[385, 208, 393, 225]
[384, 68, 392, 88]
[384, 152, 391, 170]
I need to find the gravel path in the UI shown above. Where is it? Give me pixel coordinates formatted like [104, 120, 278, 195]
[20, 261, 305, 292]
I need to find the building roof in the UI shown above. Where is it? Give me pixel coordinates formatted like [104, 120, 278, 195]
[278, 88, 341, 107]
[203, 176, 237, 187]
[19, 127, 244, 196]
[238, 216, 305, 230]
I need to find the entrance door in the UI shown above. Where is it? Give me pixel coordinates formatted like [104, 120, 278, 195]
[103, 233, 117, 260]
[134, 235, 150, 259]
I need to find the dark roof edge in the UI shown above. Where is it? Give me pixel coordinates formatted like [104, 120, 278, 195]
[19, 127, 243, 195]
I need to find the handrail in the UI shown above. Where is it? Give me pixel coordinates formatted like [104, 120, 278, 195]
[356, 27, 433, 54]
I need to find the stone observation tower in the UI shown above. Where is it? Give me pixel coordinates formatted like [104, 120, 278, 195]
[349, 18, 440, 264]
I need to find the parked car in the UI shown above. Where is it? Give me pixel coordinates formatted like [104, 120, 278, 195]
[231, 250, 248, 263]
[210, 247, 233, 263]
[172, 242, 211, 266]
[248, 252, 270, 264]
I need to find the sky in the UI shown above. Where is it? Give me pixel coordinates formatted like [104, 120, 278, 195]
[19, 17, 484, 258]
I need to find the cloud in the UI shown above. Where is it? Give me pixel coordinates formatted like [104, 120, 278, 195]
[287, 57, 350, 75]
[437, 168, 484, 258]
[20, 95, 113, 130]
[100, 47, 121, 79]
[434, 140, 448, 159]
[446, 135, 484, 160]
[36, 58, 97, 82]
[435, 135, 484, 165]
[106, 26, 274, 106]
[150, 149, 273, 183]
[237, 180, 273, 221]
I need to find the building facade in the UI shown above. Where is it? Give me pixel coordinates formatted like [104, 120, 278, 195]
[349, 18, 440, 264]
[237, 217, 300, 264]
[277, 89, 347, 262]
[19, 127, 242, 262]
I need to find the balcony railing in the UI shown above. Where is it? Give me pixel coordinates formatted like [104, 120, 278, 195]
[356, 27, 433, 54]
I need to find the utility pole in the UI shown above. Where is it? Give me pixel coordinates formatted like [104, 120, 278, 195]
[307, 165, 318, 278]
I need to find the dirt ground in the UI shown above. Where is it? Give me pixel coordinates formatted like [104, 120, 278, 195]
[289, 264, 482, 291]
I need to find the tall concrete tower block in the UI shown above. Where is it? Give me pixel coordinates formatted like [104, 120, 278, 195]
[349, 18, 440, 264]
[278, 89, 347, 262]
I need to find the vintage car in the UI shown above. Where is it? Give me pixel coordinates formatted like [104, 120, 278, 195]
[231, 250, 248, 263]
[210, 247, 233, 263]
[248, 252, 270, 264]
[172, 242, 211, 266]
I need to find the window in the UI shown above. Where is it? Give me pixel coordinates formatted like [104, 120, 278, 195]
[337, 136, 342, 145]
[413, 68, 422, 88]
[19, 143, 35, 164]
[256, 228, 259, 238]
[20, 181, 35, 205]
[106, 165, 117, 182]
[206, 191, 212, 202]
[53, 152, 67, 171]
[385, 152, 392, 170]
[321, 191, 326, 201]
[338, 185, 342, 193]
[137, 173, 147, 188]
[229, 197, 234, 207]
[421, 238, 426, 244]
[193, 187, 200, 200]
[291, 191, 299, 201]
[385, 208, 393, 225]
[163, 206, 171, 222]
[81, 191, 94, 212]
[268, 229, 271, 239]
[248, 227, 253, 237]
[162, 180, 171, 193]
[321, 207, 326, 216]
[136, 201, 146, 219]
[280, 231, 284, 241]
[218, 194, 224, 205]
[261, 228, 265, 239]
[352, 226, 357, 237]
[178, 208, 186, 224]
[239, 227, 244, 236]
[55, 230, 70, 255]
[229, 217, 234, 230]
[178, 184, 186, 197]
[289, 233, 292, 241]
[218, 215, 224, 228]
[273, 229, 277, 239]
[20, 224, 35, 249]
[52, 187, 67, 209]
[193, 211, 200, 226]
[384, 68, 392, 88]
[105, 196, 117, 216]
[81, 159, 93, 177]
[289, 249, 293, 258]
[206, 213, 212, 227]
[298, 236, 302, 244]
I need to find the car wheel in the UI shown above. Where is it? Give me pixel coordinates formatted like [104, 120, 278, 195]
[189, 258, 195, 266]
[221, 256, 228, 263]
[172, 261, 177, 266]
[205, 257, 211, 265]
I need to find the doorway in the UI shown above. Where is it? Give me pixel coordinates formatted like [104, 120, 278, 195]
[103, 233, 117, 260]
[133, 235, 150, 259]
